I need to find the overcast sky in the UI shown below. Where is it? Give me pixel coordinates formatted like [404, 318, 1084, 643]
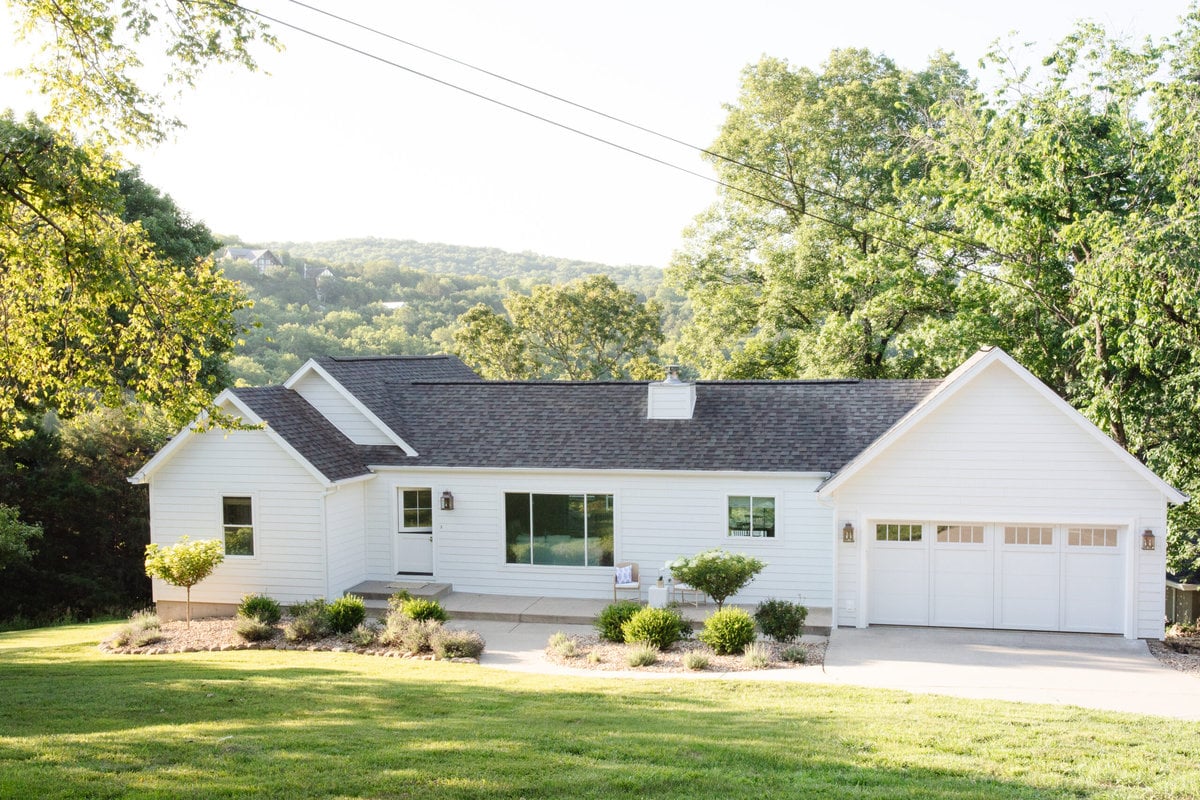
[0, 1, 1189, 267]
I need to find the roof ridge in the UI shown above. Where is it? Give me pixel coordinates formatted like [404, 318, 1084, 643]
[323, 354, 456, 363]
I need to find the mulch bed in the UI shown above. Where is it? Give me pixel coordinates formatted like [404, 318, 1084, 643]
[544, 632, 826, 673]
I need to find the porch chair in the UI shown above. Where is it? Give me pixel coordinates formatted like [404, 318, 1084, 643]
[613, 561, 640, 600]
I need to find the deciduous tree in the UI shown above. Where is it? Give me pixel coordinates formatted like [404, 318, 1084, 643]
[144, 536, 225, 627]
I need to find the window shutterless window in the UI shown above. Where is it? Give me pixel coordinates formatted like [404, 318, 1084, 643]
[728, 496, 775, 537]
[504, 493, 614, 567]
[222, 496, 254, 556]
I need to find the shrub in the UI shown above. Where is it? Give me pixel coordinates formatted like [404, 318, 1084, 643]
[235, 614, 276, 642]
[683, 650, 709, 671]
[626, 644, 658, 667]
[699, 607, 756, 655]
[238, 594, 282, 625]
[668, 549, 765, 610]
[547, 631, 578, 658]
[620, 606, 690, 650]
[327, 595, 367, 634]
[754, 599, 808, 643]
[401, 597, 449, 623]
[284, 614, 328, 642]
[349, 621, 380, 647]
[780, 645, 807, 664]
[111, 610, 162, 647]
[431, 628, 486, 659]
[381, 614, 442, 653]
[386, 590, 413, 611]
[742, 641, 772, 669]
[586, 650, 603, 664]
[289, 597, 329, 620]
[594, 600, 642, 643]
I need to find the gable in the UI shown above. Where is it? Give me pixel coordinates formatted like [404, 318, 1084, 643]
[819, 350, 1186, 505]
[288, 368, 399, 447]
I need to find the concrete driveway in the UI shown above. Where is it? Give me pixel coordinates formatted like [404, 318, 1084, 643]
[823, 626, 1200, 719]
[460, 620, 1200, 719]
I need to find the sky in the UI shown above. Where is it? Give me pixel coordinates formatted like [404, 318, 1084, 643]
[0, 1, 1190, 267]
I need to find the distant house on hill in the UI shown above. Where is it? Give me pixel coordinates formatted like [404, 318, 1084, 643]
[218, 247, 283, 273]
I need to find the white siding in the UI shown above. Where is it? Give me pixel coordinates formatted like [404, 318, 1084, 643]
[148, 429, 329, 605]
[363, 470, 832, 606]
[290, 371, 393, 445]
[830, 361, 1169, 638]
[326, 481, 367, 596]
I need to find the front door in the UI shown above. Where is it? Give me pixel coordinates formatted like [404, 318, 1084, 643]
[395, 488, 434, 575]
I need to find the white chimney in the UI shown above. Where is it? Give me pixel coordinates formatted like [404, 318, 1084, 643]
[647, 365, 695, 420]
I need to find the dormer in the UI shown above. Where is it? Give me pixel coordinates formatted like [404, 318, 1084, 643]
[647, 365, 696, 420]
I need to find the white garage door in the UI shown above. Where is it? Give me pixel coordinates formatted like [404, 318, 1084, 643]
[868, 522, 1126, 634]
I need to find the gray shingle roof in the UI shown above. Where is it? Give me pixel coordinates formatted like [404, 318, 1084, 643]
[234, 386, 406, 482]
[233, 355, 942, 481]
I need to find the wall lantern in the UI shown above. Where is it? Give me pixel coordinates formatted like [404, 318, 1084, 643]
[440, 491, 454, 511]
[842, 522, 855, 543]
[1142, 528, 1155, 551]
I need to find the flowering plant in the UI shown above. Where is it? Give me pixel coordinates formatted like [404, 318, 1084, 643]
[667, 549, 765, 609]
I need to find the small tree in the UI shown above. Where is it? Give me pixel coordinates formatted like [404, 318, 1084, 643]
[144, 536, 225, 627]
[669, 549, 765, 610]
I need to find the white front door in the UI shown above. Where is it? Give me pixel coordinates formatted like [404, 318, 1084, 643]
[395, 488, 434, 576]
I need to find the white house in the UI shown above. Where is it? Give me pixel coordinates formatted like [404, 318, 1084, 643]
[130, 347, 1187, 639]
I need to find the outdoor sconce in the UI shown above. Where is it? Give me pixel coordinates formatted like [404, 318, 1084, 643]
[842, 522, 855, 543]
[1142, 529, 1155, 551]
[440, 491, 454, 511]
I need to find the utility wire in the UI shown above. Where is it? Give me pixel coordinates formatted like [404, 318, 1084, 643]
[217, 0, 1196, 342]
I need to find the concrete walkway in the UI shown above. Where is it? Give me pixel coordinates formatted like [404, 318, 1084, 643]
[451, 619, 1200, 720]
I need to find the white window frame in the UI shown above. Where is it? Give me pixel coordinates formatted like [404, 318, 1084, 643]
[726, 494, 778, 539]
[220, 494, 256, 558]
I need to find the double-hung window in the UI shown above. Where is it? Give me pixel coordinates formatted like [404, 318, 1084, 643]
[728, 496, 775, 537]
[505, 492, 614, 567]
[222, 496, 254, 556]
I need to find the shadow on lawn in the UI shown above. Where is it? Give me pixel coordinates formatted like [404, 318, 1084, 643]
[0, 636, 1191, 799]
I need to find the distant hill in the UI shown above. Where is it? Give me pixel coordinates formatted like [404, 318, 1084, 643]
[265, 237, 662, 289]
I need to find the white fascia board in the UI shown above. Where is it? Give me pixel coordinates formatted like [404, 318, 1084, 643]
[284, 359, 417, 456]
[817, 347, 1188, 505]
[365, 464, 834, 481]
[128, 390, 332, 488]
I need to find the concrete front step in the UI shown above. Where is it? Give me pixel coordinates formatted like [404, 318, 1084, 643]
[344, 580, 452, 602]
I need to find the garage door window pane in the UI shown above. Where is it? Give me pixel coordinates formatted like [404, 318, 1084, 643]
[876, 523, 921, 542]
[936, 524, 984, 543]
[1004, 526, 1053, 546]
[1068, 527, 1118, 547]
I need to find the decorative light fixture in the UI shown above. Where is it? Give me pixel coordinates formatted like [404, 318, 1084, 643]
[1142, 529, 1155, 551]
[440, 491, 454, 511]
[842, 522, 855, 543]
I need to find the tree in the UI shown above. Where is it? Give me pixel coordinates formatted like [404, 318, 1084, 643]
[668, 549, 765, 610]
[0, 113, 249, 440]
[9, 0, 276, 145]
[144, 537, 225, 627]
[668, 50, 973, 379]
[914, 22, 1200, 576]
[0, 505, 41, 571]
[454, 276, 664, 380]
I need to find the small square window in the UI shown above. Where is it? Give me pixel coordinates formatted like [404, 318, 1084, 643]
[222, 496, 254, 556]
[728, 496, 775, 538]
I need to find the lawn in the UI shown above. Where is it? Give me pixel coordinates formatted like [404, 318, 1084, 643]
[1, 624, 1197, 799]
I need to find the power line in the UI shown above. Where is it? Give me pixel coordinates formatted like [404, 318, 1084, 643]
[216, 0, 1196, 343]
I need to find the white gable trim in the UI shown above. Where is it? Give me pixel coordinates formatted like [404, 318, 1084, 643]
[818, 347, 1188, 504]
[128, 390, 332, 487]
[284, 359, 417, 456]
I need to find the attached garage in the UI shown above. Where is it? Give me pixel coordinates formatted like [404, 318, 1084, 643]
[867, 522, 1126, 633]
[821, 348, 1188, 640]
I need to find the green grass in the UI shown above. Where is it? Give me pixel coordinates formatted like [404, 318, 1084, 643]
[1, 624, 1198, 799]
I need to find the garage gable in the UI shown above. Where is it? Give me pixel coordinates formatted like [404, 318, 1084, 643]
[819, 347, 1186, 510]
